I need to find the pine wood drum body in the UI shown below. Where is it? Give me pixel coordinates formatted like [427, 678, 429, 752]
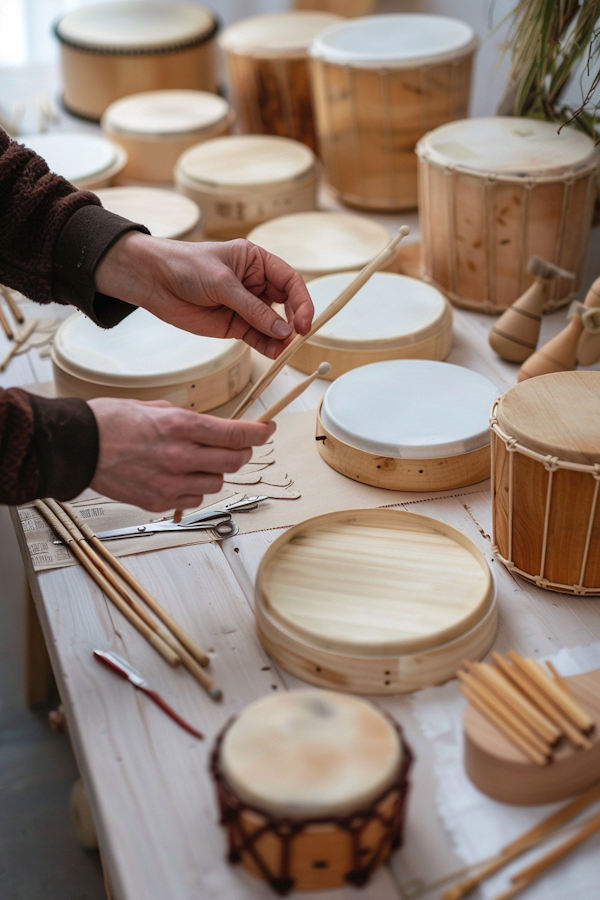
[20, 133, 127, 190]
[294, 0, 375, 15]
[211, 692, 412, 892]
[94, 187, 202, 239]
[52, 310, 251, 411]
[418, 118, 600, 313]
[309, 14, 476, 210]
[464, 668, 600, 804]
[175, 135, 319, 238]
[491, 372, 600, 595]
[255, 509, 497, 695]
[101, 90, 233, 183]
[56, 1, 218, 121]
[220, 12, 342, 153]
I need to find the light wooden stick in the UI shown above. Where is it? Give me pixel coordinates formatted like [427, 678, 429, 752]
[459, 683, 548, 766]
[0, 285, 25, 323]
[0, 302, 14, 341]
[508, 651, 594, 733]
[231, 225, 410, 420]
[256, 362, 331, 423]
[0, 319, 37, 372]
[546, 660, 574, 697]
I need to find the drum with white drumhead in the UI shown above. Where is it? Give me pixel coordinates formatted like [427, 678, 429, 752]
[94, 187, 201, 240]
[52, 309, 251, 411]
[55, 1, 218, 121]
[309, 14, 477, 209]
[102, 90, 234, 183]
[211, 690, 412, 892]
[21, 133, 127, 190]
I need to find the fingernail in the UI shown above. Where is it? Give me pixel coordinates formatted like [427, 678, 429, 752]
[272, 319, 292, 338]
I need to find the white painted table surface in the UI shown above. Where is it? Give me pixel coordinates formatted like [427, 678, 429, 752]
[4, 65, 600, 900]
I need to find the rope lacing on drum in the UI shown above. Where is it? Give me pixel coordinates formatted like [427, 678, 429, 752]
[505, 437, 519, 452]
[543, 455, 561, 472]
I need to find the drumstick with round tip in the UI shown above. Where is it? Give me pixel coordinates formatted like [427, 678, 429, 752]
[255, 362, 330, 423]
[0, 285, 25, 324]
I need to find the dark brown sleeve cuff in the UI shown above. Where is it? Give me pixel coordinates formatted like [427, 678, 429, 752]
[29, 394, 99, 500]
[52, 205, 150, 328]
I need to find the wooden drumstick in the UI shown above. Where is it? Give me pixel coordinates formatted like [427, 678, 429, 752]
[0, 285, 25, 324]
[0, 302, 13, 340]
[256, 362, 330, 423]
[489, 257, 574, 363]
[518, 275, 600, 381]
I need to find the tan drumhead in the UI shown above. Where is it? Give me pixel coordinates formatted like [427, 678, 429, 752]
[247, 212, 390, 275]
[94, 187, 201, 239]
[176, 135, 316, 188]
[21, 133, 118, 182]
[417, 117, 598, 176]
[220, 690, 401, 818]
[220, 12, 342, 57]
[495, 371, 600, 466]
[102, 90, 231, 137]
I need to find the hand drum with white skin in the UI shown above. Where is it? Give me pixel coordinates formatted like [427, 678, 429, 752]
[20, 133, 127, 190]
[94, 187, 202, 240]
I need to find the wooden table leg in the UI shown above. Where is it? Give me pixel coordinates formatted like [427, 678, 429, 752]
[24, 577, 54, 707]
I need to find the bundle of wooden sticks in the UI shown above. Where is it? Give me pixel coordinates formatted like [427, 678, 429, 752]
[458, 651, 595, 766]
[0, 284, 37, 372]
[34, 499, 222, 701]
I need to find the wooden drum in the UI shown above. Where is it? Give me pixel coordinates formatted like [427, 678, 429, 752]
[309, 14, 477, 210]
[94, 187, 202, 240]
[417, 117, 600, 313]
[55, 1, 218, 121]
[101, 90, 233, 183]
[247, 212, 390, 281]
[317, 360, 499, 492]
[219, 12, 341, 152]
[292, 272, 452, 379]
[491, 371, 600, 595]
[52, 309, 250, 411]
[175, 135, 319, 238]
[21, 133, 127, 190]
[211, 691, 412, 894]
[255, 509, 497, 695]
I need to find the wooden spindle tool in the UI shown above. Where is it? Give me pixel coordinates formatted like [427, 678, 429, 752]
[256, 362, 330, 423]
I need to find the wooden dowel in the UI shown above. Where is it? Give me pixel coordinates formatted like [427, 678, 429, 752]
[256, 362, 331, 423]
[0, 285, 24, 323]
[0, 318, 37, 372]
[459, 684, 548, 766]
[509, 808, 600, 887]
[0, 302, 14, 340]
[508, 651, 594, 733]
[545, 660, 574, 697]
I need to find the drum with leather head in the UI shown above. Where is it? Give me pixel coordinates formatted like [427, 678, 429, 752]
[21, 133, 127, 190]
[94, 187, 202, 240]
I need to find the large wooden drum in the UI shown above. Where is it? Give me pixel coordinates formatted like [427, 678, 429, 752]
[55, 1, 218, 121]
[291, 272, 452, 379]
[52, 309, 251, 411]
[211, 691, 412, 894]
[491, 371, 600, 595]
[21, 133, 127, 190]
[101, 90, 233, 183]
[309, 14, 477, 210]
[175, 135, 319, 238]
[317, 360, 499, 492]
[417, 118, 599, 313]
[255, 509, 497, 695]
[94, 187, 202, 240]
[219, 12, 341, 152]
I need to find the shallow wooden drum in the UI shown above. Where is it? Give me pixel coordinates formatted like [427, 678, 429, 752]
[52, 309, 251, 411]
[417, 117, 599, 313]
[247, 212, 390, 281]
[175, 135, 319, 238]
[255, 509, 497, 695]
[292, 272, 452, 379]
[491, 371, 600, 595]
[21, 133, 127, 190]
[101, 90, 233, 183]
[211, 691, 412, 894]
[317, 360, 499, 492]
[94, 187, 202, 239]
[55, 1, 218, 121]
[219, 12, 341, 152]
[309, 14, 477, 210]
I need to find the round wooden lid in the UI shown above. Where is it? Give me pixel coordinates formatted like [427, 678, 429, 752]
[220, 12, 342, 58]
[247, 212, 390, 275]
[417, 117, 598, 176]
[21, 133, 117, 182]
[176, 135, 316, 188]
[94, 187, 201, 239]
[306, 272, 449, 350]
[259, 509, 494, 656]
[495, 371, 600, 466]
[321, 360, 499, 459]
[220, 690, 402, 818]
[103, 90, 231, 137]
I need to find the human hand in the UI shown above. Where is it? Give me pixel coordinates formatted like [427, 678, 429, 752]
[94, 232, 313, 359]
[88, 397, 275, 511]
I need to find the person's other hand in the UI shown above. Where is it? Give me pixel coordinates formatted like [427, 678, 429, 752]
[94, 233, 313, 359]
[88, 397, 275, 511]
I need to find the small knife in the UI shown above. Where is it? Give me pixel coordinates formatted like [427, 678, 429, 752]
[93, 649, 203, 739]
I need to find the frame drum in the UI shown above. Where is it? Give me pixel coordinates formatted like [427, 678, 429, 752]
[246, 212, 390, 281]
[291, 272, 452, 379]
[175, 135, 319, 238]
[417, 118, 599, 313]
[255, 509, 497, 695]
[94, 187, 202, 240]
[219, 12, 342, 152]
[491, 371, 600, 595]
[212, 691, 412, 893]
[102, 90, 233, 183]
[21, 133, 127, 190]
[52, 309, 251, 411]
[317, 360, 499, 492]
[309, 14, 477, 210]
[56, 1, 218, 121]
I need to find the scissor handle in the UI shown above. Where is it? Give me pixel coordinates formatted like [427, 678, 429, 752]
[213, 520, 237, 538]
